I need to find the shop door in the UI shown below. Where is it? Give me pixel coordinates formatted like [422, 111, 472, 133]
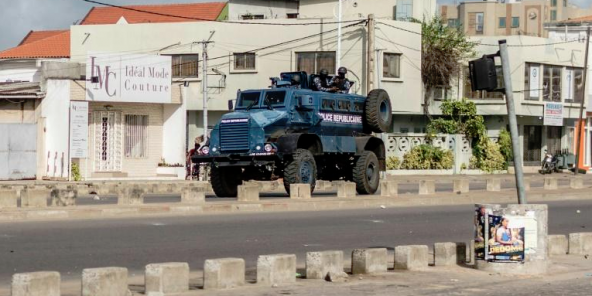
[546, 126, 562, 155]
[523, 125, 542, 163]
[93, 111, 122, 172]
[0, 124, 37, 180]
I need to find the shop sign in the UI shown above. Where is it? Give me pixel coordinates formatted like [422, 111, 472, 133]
[86, 53, 172, 103]
[543, 102, 563, 126]
[70, 101, 89, 158]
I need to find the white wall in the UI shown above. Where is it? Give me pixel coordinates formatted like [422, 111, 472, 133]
[162, 85, 187, 165]
[298, 0, 436, 20]
[0, 60, 40, 82]
[228, 0, 298, 19]
[41, 79, 70, 178]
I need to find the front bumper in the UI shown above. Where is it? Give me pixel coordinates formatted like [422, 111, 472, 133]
[192, 153, 279, 167]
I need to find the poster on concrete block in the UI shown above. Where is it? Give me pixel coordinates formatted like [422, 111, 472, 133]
[506, 214, 538, 254]
[69, 101, 89, 158]
[486, 215, 525, 262]
[544, 102, 563, 126]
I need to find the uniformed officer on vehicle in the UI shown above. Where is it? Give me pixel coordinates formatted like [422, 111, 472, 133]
[330, 67, 352, 94]
[312, 68, 334, 92]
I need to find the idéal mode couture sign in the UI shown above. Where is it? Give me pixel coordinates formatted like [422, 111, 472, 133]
[86, 53, 172, 103]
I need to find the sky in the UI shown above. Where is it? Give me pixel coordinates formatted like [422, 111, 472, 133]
[0, 0, 590, 51]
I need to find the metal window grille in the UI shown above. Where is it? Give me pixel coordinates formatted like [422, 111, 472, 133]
[172, 55, 199, 78]
[296, 52, 336, 75]
[93, 111, 122, 172]
[124, 115, 148, 158]
[383, 53, 401, 78]
[234, 53, 256, 70]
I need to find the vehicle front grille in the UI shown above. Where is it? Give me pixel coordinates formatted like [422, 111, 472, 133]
[220, 119, 250, 152]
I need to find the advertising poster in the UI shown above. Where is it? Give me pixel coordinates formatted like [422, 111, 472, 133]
[474, 206, 488, 260]
[544, 102, 563, 126]
[486, 215, 525, 262]
[530, 66, 540, 98]
[70, 101, 89, 158]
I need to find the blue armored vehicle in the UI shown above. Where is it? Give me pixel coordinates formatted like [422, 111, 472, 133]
[193, 72, 393, 197]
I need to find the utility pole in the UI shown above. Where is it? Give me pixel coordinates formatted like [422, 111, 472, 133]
[198, 40, 213, 142]
[574, 26, 590, 176]
[336, 0, 343, 72]
[367, 14, 376, 92]
[499, 39, 527, 204]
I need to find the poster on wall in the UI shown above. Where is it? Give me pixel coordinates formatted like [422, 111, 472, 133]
[544, 102, 563, 126]
[530, 66, 540, 98]
[86, 53, 172, 103]
[70, 101, 89, 158]
[565, 69, 574, 101]
[474, 206, 526, 262]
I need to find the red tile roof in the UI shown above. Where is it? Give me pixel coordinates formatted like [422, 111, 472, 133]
[80, 2, 227, 25]
[559, 14, 592, 24]
[0, 31, 70, 59]
[19, 30, 69, 46]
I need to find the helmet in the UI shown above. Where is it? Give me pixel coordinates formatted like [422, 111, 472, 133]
[319, 69, 329, 76]
[291, 75, 301, 83]
[337, 67, 348, 75]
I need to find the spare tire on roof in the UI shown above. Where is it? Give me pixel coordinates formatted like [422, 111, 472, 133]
[364, 89, 393, 133]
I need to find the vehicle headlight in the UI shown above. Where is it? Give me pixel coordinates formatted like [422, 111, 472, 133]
[212, 147, 217, 152]
[256, 145, 262, 151]
[201, 146, 210, 155]
[264, 144, 273, 152]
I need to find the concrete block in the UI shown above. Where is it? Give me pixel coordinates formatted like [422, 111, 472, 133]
[290, 184, 311, 199]
[468, 240, 475, 264]
[238, 184, 260, 202]
[486, 179, 501, 192]
[203, 258, 245, 290]
[257, 254, 297, 286]
[0, 189, 18, 208]
[394, 245, 429, 271]
[351, 248, 388, 274]
[117, 186, 145, 205]
[548, 235, 568, 256]
[434, 242, 466, 266]
[21, 189, 48, 208]
[570, 177, 584, 189]
[453, 179, 469, 194]
[337, 182, 356, 198]
[145, 262, 189, 296]
[315, 180, 331, 191]
[181, 186, 206, 203]
[380, 181, 398, 197]
[543, 177, 558, 190]
[568, 232, 592, 255]
[419, 180, 435, 195]
[50, 187, 77, 206]
[82, 267, 129, 296]
[306, 250, 344, 279]
[12, 271, 60, 296]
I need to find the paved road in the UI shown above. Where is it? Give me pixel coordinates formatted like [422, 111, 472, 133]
[1, 200, 590, 285]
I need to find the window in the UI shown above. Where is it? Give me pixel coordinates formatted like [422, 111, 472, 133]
[543, 65, 561, 102]
[511, 17, 519, 28]
[296, 52, 336, 75]
[463, 67, 504, 100]
[337, 100, 351, 111]
[551, 0, 557, 7]
[286, 13, 298, 19]
[447, 19, 458, 28]
[524, 63, 541, 100]
[172, 55, 198, 78]
[124, 115, 148, 158]
[476, 12, 484, 34]
[234, 53, 256, 70]
[321, 99, 335, 110]
[563, 0, 567, 7]
[353, 102, 364, 113]
[264, 91, 286, 106]
[550, 10, 557, 21]
[395, 0, 413, 21]
[237, 92, 260, 108]
[383, 53, 401, 79]
[241, 14, 264, 20]
[565, 68, 584, 103]
[499, 17, 506, 28]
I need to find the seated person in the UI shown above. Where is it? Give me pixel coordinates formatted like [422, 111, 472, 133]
[312, 68, 335, 92]
[329, 67, 352, 94]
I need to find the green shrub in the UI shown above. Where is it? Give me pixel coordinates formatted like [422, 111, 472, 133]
[472, 139, 505, 173]
[498, 128, 513, 163]
[401, 144, 454, 170]
[71, 162, 82, 181]
[386, 156, 401, 170]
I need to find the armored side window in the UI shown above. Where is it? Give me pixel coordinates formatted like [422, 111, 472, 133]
[353, 102, 364, 113]
[337, 100, 351, 111]
[322, 99, 335, 110]
[265, 91, 286, 106]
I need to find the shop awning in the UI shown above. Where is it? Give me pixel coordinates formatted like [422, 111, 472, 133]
[0, 82, 44, 99]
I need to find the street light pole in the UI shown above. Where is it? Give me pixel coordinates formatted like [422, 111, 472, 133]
[574, 26, 590, 176]
[499, 39, 527, 204]
[336, 0, 342, 73]
[198, 40, 213, 142]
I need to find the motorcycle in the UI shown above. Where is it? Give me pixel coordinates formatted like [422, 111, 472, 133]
[539, 150, 559, 174]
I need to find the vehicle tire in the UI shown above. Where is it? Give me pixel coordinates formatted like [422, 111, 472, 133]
[364, 89, 392, 133]
[210, 166, 242, 197]
[353, 150, 380, 194]
[283, 148, 317, 195]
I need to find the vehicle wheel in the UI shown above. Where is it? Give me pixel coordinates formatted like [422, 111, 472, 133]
[283, 149, 317, 194]
[353, 151, 380, 194]
[364, 89, 393, 133]
[210, 166, 242, 197]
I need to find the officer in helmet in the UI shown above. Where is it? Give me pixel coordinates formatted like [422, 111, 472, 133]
[290, 74, 302, 88]
[330, 67, 352, 94]
[312, 68, 334, 92]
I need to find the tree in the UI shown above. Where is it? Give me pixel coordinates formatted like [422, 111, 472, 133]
[421, 17, 476, 117]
